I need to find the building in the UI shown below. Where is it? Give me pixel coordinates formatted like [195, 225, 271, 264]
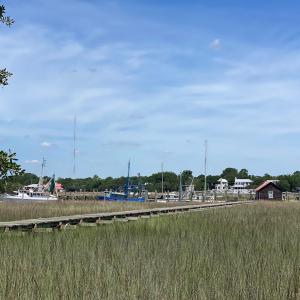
[215, 178, 229, 192]
[55, 182, 65, 192]
[255, 180, 282, 200]
[232, 178, 253, 193]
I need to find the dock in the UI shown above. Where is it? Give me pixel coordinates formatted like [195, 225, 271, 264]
[0, 201, 254, 232]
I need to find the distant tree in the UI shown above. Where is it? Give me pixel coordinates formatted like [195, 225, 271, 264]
[194, 175, 205, 190]
[238, 168, 249, 179]
[206, 175, 220, 190]
[181, 170, 193, 186]
[221, 168, 238, 185]
[278, 178, 290, 192]
[0, 4, 14, 86]
[162, 172, 178, 192]
[1, 172, 39, 193]
[249, 176, 264, 188]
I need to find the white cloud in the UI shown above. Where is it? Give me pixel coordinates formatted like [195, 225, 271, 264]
[210, 39, 221, 49]
[24, 159, 40, 164]
[40, 142, 53, 148]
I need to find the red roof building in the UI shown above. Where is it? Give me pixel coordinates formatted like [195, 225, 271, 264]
[55, 183, 65, 192]
[255, 180, 282, 200]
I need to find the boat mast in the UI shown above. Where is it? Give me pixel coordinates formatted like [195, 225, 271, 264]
[204, 140, 208, 201]
[179, 172, 183, 201]
[161, 162, 164, 197]
[125, 160, 130, 199]
[138, 172, 142, 197]
[38, 157, 46, 192]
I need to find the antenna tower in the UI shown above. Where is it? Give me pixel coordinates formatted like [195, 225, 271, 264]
[204, 140, 208, 200]
[73, 114, 77, 178]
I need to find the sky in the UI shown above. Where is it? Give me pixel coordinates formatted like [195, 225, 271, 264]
[1, 0, 300, 178]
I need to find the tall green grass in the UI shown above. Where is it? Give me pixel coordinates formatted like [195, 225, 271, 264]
[0, 201, 194, 222]
[0, 202, 300, 299]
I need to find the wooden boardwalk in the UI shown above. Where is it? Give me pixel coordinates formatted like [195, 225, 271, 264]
[0, 201, 254, 232]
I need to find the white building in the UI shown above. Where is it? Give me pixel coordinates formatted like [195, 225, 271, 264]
[232, 177, 253, 193]
[215, 178, 229, 192]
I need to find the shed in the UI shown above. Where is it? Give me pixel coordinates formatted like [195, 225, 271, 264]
[255, 180, 282, 200]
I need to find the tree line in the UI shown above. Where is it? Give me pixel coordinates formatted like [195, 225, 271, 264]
[2, 168, 300, 193]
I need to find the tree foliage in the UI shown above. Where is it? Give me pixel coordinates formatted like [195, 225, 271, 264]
[0, 5, 14, 26]
[220, 167, 238, 185]
[0, 172, 37, 193]
[238, 168, 249, 179]
[3, 166, 300, 193]
[0, 150, 24, 181]
[0, 4, 14, 86]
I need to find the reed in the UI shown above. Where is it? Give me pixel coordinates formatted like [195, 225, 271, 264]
[0, 201, 192, 222]
[0, 202, 299, 299]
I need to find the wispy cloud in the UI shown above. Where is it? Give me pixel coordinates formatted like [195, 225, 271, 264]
[24, 159, 40, 164]
[40, 142, 53, 148]
[210, 39, 221, 50]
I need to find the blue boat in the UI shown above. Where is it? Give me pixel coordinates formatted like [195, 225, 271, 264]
[97, 160, 145, 202]
[97, 191, 145, 202]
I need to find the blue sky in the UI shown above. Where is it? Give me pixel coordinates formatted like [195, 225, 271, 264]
[1, 0, 300, 178]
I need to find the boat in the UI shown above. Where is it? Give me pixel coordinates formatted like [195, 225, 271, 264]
[97, 160, 145, 202]
[2, 158, 58, 202]
[2, 189, 58, 202]
[98, 191, 145, 202]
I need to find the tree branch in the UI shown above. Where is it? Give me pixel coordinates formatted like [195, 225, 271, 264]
[0, 5, 14, 26]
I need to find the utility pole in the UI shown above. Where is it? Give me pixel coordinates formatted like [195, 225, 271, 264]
[204, 140, 208, 201]
[161, 162, 164, 198]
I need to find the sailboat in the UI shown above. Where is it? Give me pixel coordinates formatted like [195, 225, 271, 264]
[97, 160, 145, 202]
[2, 158, 58, 202]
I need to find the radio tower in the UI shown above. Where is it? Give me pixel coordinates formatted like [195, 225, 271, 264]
[73, 114, 77, 178]
[204, 140, 208, 201]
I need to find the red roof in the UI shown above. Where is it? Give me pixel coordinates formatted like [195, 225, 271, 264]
[255, 180, 281, 192]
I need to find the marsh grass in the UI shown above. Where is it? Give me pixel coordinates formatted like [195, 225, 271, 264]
[0, 202, 300, 299]
[0, 201, 195, 222]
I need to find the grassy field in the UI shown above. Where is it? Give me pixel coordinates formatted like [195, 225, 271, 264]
[0, 202, 300, 299]
[0, 200, 201, 222]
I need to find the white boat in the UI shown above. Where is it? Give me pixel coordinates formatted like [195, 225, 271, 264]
[2, 190, 58, 201]
[2, 158, 58, 202]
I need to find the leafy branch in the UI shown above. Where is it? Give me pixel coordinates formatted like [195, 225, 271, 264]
[0, 4, 14, 86]
[0, 5, 14, 26]
[0, 150, 24, 181]
[0, 68, 12, 86]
